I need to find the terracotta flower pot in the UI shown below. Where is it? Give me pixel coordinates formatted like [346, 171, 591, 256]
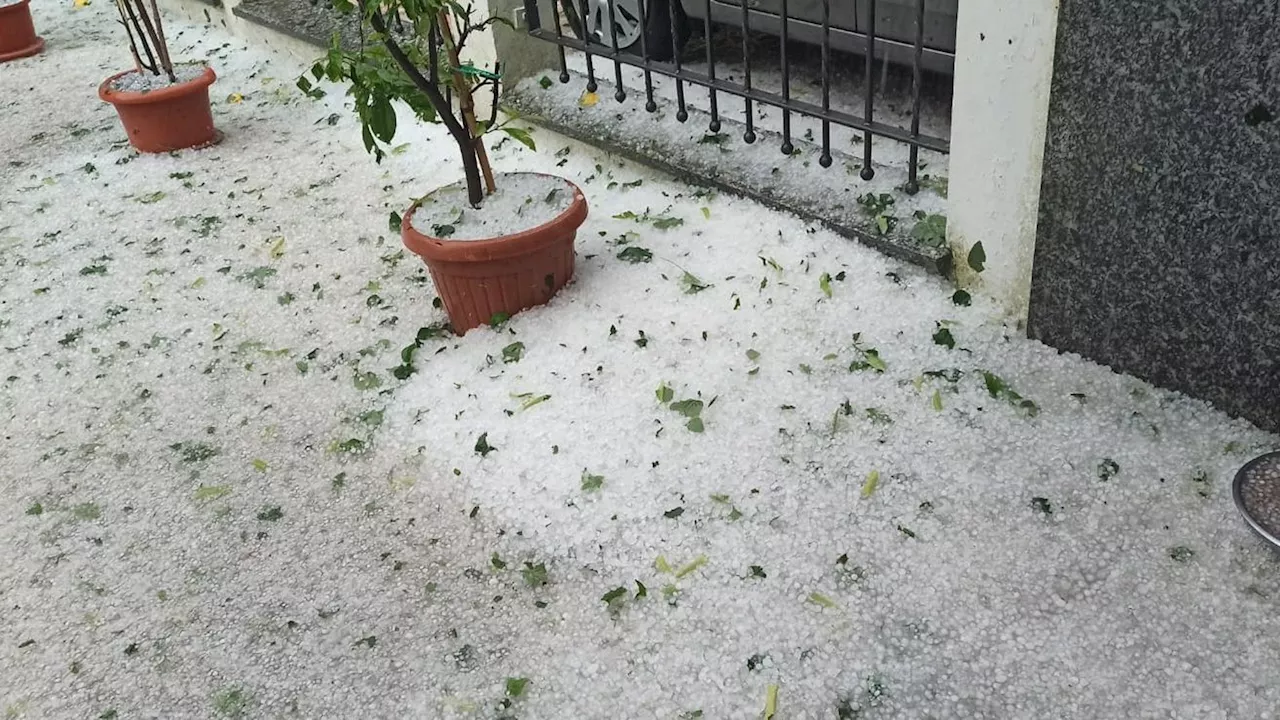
[402, 175, 589, 334]
[99, 66, 218, 153]
[0, 0, 44, 63]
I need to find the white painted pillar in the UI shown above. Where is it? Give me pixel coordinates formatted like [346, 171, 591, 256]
[946, 0, 1060, 325]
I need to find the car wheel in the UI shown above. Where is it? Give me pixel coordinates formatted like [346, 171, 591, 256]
[584, 0, 687, 60]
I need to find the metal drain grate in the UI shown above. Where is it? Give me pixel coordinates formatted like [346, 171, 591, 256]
[1234, 451, 1280, 551]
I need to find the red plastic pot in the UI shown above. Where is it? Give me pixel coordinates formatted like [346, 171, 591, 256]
[99, 66, 218, 153]
[402, 175, 589, 334]
[0, 0, 44, 63]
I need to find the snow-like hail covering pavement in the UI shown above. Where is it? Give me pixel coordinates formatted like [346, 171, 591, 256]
[2, 2, 1279, 718]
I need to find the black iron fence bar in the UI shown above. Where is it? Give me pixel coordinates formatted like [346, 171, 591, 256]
[739, 0, 756, 143]
[779, 0, 793, 155]
[526, 27, 952, 155]
[636, 0, 657, 110]
[669, 0, 689, 121]
[702, 0, 720, 132]
[819, 0, 831, 167]
[861, 0, 876, 180]
[573, 0, 598, 92]
[550, 0, 569, 83]
[906, 0, 925, 193]
[604, 0, 626, 100]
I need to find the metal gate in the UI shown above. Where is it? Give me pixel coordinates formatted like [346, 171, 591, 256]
[522, 0, 952, 192]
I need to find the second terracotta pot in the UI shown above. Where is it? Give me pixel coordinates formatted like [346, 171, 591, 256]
[0, 0, 44, 63]
[402, 175, 589, 334]
[99, 65, 219, 153]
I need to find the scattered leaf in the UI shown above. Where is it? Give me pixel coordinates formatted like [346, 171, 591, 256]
[502, 341, 525, 364]
[669, 399, 704, 418]
[932, 326, 956, 349]
[860, 470, 880, 498]
[521, 562, 548, 587]
[617, 246, 653, 263]
[807, 592, 838, 609]
[581, 472, 604, 492]
[505, 677, 529, 697]
[968, 242, 986, 272]
[680, 271, 711, 294]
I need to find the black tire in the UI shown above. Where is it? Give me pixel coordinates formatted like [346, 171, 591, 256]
[640, 0, 690, 61]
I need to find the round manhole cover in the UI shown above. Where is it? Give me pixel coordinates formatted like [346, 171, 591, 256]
[1234, 451, 1280, 550]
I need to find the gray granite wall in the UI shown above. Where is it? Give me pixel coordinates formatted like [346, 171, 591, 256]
[1029, 0, 1280, 431]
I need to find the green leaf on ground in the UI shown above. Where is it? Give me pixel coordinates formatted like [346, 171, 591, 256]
[910, 213, 947, 247]
[933, 326, 956, 349]
[820, 273, 833, 298]
[502, 341, 525, 364]
[656, 383, 674, 403]
[194, 485, 231, 502]
[171, 442, 219, 463]
[353, 371, 381, 390]
[675, 555, 707, 578]
[617, 246, 653, 263]
[807, 592, 838, 609]
[506, 677, 530, 697]
[521, 562, 548, 587]
[860, 470, 880, 498]
[680, 272, 711, 294]
[581, 472, 604, 492]
[669, 399, 704, 418]
[968, 242, 986, 272]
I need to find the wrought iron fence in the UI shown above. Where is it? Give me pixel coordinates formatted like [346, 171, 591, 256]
[522, 0, 952, 193]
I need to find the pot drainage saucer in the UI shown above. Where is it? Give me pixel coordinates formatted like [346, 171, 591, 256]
[1234, 451, 1280, 551]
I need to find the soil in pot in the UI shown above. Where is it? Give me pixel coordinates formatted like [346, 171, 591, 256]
[0, 0, 44, 63]
[403, 173, 589, 334]
[99, 64, 218, 153]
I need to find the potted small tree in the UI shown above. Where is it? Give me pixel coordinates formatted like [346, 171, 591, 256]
[304, 0, 588, 334]
[0, 0, 44, 63]
[99, 0, 219, 153]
